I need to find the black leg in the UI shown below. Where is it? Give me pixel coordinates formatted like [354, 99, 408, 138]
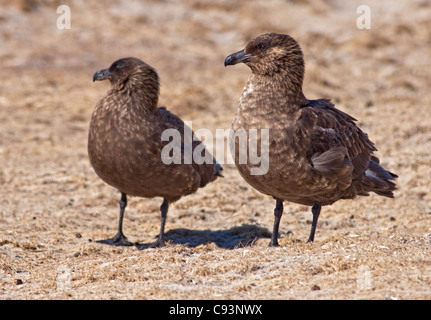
[269, 199, 283, 247]
[154, 198, 169, 247]
[307, 202, 321, 243]
[97, 192, 133, 246]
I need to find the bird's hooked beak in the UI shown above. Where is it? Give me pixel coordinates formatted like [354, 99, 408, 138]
[93, 68, 111, 82]
[224, 49, 252, 67]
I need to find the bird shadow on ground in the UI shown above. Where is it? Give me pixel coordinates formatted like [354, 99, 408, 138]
[135, 224, 272, 250]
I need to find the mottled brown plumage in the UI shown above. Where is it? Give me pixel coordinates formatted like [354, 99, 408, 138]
[89, 57, 221, 247]
[225, 33, 397, 246]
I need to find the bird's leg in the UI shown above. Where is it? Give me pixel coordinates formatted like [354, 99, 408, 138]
[97, 192, 133, 246]
[269, 199, 284, 247]
[307, 202, 321, 243]
[154, 198, 169, 247]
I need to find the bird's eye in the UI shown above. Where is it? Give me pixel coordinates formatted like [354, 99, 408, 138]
[256, 44, 266, 50]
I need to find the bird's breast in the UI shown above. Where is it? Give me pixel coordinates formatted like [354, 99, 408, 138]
[231, 85, 336, 204]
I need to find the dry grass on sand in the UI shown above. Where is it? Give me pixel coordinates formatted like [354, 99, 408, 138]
[0, 0, 430, 299]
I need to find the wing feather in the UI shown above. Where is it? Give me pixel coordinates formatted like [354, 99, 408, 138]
[298, 99, 376, 179]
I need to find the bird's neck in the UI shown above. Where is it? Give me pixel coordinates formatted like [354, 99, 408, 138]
[113, 77, 159, 114]
[244, 73, 308, 108]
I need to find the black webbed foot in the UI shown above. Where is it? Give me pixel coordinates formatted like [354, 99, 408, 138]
[96, 232, 133, 246]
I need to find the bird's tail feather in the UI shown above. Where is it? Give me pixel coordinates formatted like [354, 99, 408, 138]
[362, 158, 397, 198]
[215, 162, 224, 178]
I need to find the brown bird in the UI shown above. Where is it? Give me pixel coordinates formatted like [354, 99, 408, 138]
[89, 57, 222, 247]
[225, 33, 397, 246]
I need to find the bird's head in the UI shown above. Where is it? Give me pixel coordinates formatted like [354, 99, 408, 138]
[224, 33, 305, 79]
[93, 57, 159, 90]
[93, 57, 160, 110]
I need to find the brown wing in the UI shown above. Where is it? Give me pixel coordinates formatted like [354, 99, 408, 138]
[154, 107, 220, 189]
[297, 99, 377, 180]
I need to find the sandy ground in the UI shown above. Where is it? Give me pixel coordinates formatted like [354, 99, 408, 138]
[0, 0, 430, 300]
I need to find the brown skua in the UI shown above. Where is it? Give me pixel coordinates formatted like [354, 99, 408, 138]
[225, 33, 397, 246]
[89, 57, 222, 247]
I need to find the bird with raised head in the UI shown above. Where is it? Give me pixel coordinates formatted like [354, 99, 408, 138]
[225, 33, 397, 246]
[89, 57, 222, 247]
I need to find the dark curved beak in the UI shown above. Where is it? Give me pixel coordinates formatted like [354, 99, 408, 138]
[224, 49, 252, 67]
[93, 68, 111, 82]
